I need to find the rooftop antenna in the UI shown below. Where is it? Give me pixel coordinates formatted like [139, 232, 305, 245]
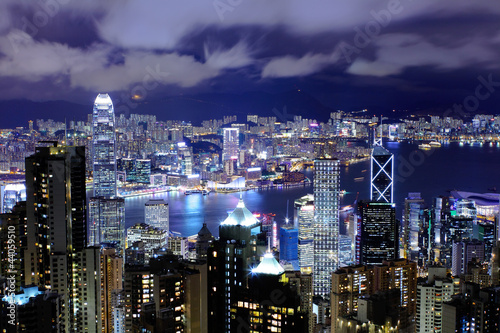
[285, 199, 290, 225]
[374, 115, 383, 147]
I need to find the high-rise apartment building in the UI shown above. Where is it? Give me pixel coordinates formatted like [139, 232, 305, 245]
[357, 201, 398, 265]
[416, 267, 460, 333]
[313, 158, 340, 298]
[25, 144, 87, 332]
[92, 93, 117, 198]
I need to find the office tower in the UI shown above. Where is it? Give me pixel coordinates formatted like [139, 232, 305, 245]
[402, 193, 425, 260]
[222, 127, 239, 163]
[294, 194, 314, 274]
[135, 159, 151, 183]
[338, 235, 353, 267]
[0, 201, 27, 290]
[491, 241, 500, 286]
[144, 199, 169, 231]
[370, 146, 394, 203]
[207, 198, 261, 332]
[451, 240, 485, 277]
[357, 201, 398, 265]
[25, 144, 86, 332]
[0, 286, 62, 332]
[88, 197, 125, 255]
[279, 226, 299, 262]
[0, 182, 26, 213]
[126, 223, 168, 263]
[92, 93, 117, 198]
[177, 142, 193, 175]
[195, 222, 214, 259]
[416, 267, 460, 333]
[313, 158, 340, 298]
[118, 158, 135, 182]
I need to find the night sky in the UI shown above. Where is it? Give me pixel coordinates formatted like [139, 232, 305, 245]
[1, 0, 500, 126]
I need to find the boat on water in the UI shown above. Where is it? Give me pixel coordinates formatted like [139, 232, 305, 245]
[418, 143, 431, 150]
[185, 190, 192, 195]
[202, 189, 210, 195]
[429, 141, 441, 147]
[354, 177, 364, 182]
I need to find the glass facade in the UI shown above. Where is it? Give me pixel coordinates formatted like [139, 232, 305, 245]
[370, 146, 394, 203]
[92, 93, 117, 198]
[88, 197, 125, 255]
[222, 127, 239, 163]
[358, 201, 398, 265]
[144, 199, 169, 231]
[294, 194, 314, 274]
[313, 158, 340, 298]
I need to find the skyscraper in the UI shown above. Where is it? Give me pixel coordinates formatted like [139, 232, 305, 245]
[358, 201, 398, 265]
[313, 158, 340, 298]
[207, 198, 261, 332]
[370, 146, 394, 203]
[92, 93, 117, 198]
[144, 199, 169, 231]
[222, 127, 239, 163]
[294, 194, 314, 274]
[25, 143, 87, 332]
[88, 197, 125, 255]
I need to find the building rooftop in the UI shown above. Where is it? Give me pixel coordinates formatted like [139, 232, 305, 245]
[252, 252, 285, 275]
[221, 199, 259, 227]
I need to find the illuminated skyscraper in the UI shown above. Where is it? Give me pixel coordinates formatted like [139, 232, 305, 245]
[358, 201, 398, 265]
[294, 194, 314, 274]
[370, 146, 394, 203]
[222, 127, 239, 163]
[92, 93, 117, 198]
[144, 199, 169, 231]
[207, 198, 261, 332]
[313, 158, 340, 298]
[25, 143, 87, 332]
[88, 197, 125, 255]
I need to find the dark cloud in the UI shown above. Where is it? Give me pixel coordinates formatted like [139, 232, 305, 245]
[0, 0, 499, 118]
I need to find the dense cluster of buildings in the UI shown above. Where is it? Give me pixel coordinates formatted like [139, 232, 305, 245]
[0, 94, 499, 332]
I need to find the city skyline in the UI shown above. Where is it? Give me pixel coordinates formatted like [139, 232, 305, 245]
[1, 2, 500, 332]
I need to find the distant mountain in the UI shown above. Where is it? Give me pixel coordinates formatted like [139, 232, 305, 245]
[0, 90, 336, 128]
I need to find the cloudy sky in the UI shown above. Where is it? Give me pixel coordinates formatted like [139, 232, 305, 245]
[1, 0, 500, 121]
